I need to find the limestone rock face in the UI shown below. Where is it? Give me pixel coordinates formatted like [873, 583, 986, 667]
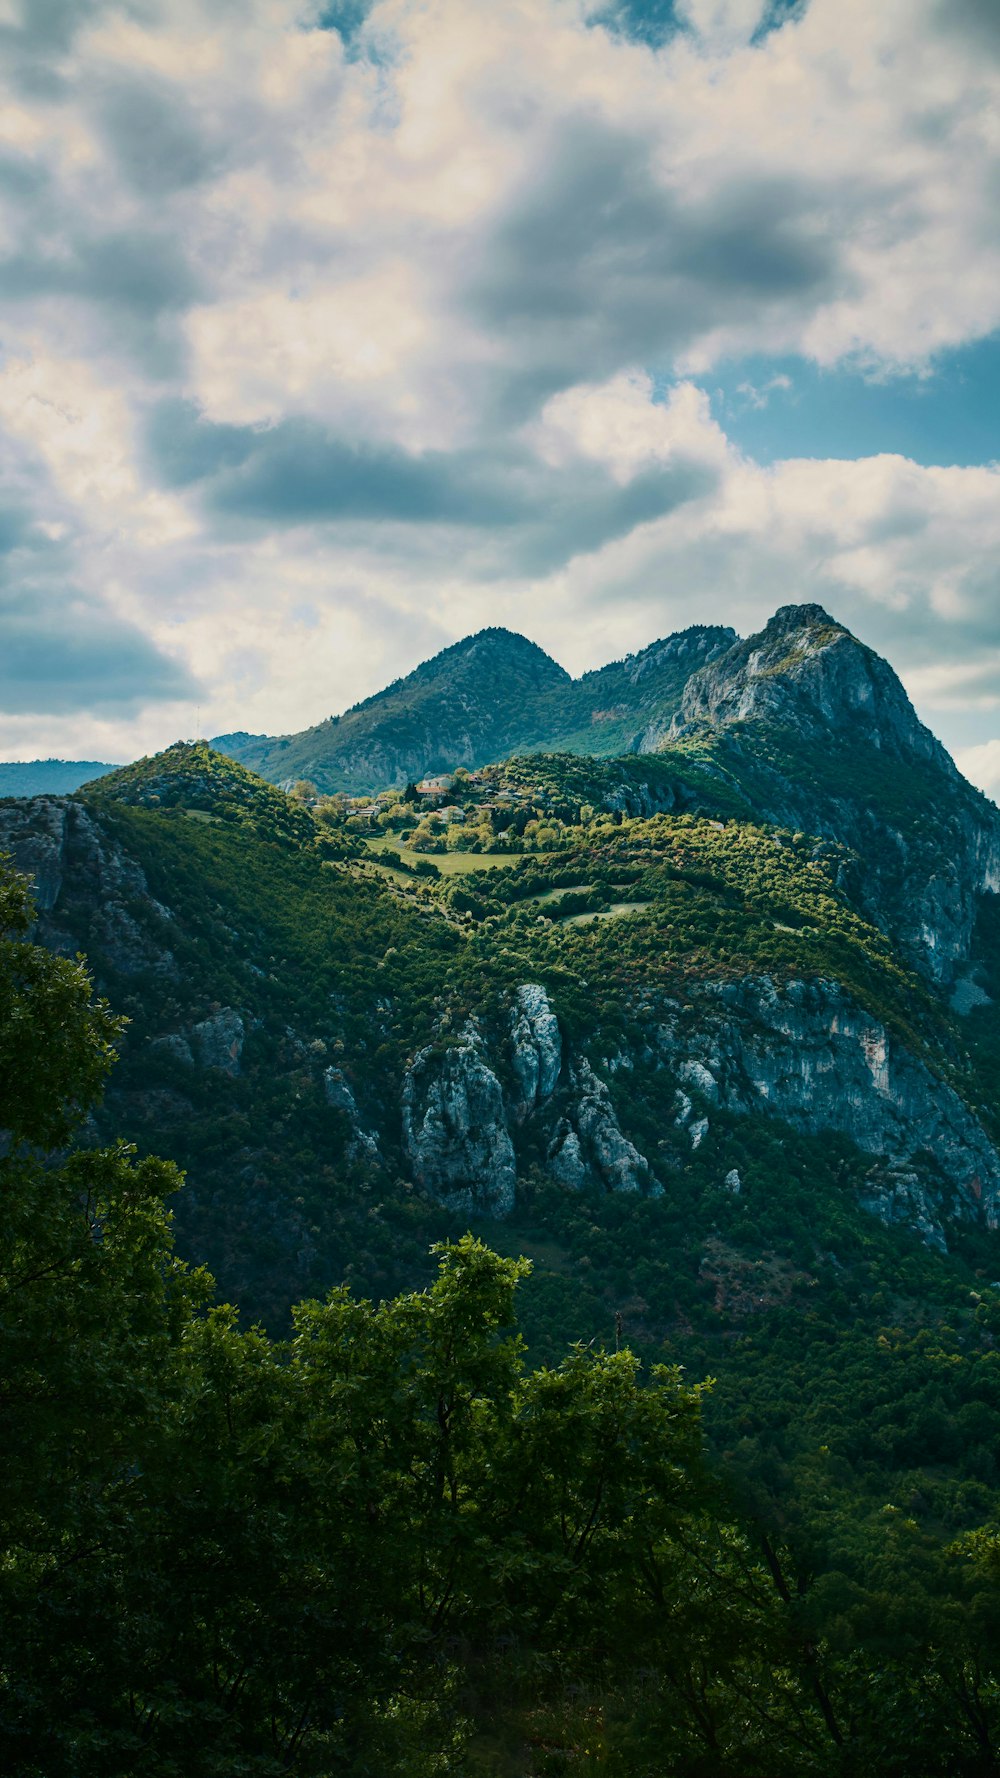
[191, 1009, 245, 1076]
[857, 1160, 948, 1254]
[402, 1032, 516, 1216]
[0, 797, 69, 912]
[547, 1059, 649, 1194]
[672, 604, 946, 764]
[668, 605, 1000, 983]
[651, 975, 1000, 1241]
[0, 796, 176, 976]
[547, 1123, 588, 1189]
[509, 983, 562, 1120]
[323, 1065, 379, 1159]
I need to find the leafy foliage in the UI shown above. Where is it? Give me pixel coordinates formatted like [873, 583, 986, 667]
[7, 854, 1000, 1774]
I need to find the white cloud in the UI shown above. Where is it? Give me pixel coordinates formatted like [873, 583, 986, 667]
[528, 374, 731, 480]
[0, 0, 999, 755]
[956, 739, 1000, 803]
[186, 269, 431, 430]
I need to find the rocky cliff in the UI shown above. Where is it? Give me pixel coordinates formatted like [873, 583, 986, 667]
[668, 605, 1000, 983]
[402, 1025, 517, 1216]
[394, 978, 999, 1253]
[645, 974, 1000, 1249]
[4, 603, 1000, 1322]
[0, 795, 177, 977]
[673, 604, 949, 767]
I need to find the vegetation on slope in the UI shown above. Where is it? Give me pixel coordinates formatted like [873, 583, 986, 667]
[24, 738, 978, 1339]
[6, 860, 1000, 1777]
[212, 625, 735, 794]
[0, 758, 118, 796]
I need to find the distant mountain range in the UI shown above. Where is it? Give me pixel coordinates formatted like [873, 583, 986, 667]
[0, 758, 119, 797]
[212, 622, 738, 793]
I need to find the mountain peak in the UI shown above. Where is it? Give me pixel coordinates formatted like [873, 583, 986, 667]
[672, 604, 950, 771]
[436, 625, 571, 682]
[765, 602, 843, 635]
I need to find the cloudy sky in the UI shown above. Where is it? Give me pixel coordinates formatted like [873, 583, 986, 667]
[2, 0, 999, 792]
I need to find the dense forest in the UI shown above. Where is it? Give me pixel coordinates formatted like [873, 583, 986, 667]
[5, 607, 1000, 1772]
[5, 848, 1000, 1774]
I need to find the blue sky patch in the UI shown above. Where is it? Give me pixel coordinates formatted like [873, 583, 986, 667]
[591, 0, 807, 49]
[678, 333, 1000, 467]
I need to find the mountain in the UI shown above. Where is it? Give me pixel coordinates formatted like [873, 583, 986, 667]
[213, 622, 736, 793]
[214, 627, 570, 793]
[659, 603, 1000, 983]
[2, 602, 997, 1325]
[0, 757, 119, 796]
[8, 600, 1000, 1766]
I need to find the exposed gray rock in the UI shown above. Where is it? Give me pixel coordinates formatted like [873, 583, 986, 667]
[673, 1089, 694, 1129]
[668, 606, 1000, 983]
[678, 1058, 719, 1103]
[323, 1065, 379, 1160]
[547, 1059, 649, 1193]
[950, 969, 992, 1017]
[601, 777, 689, 818]
[191, 1009, 245, 1076]
[402, 1031, 516, 1216]
[547, 1122, 588, 1188]
[509, 982, 562, 1120]
[323, 1066, 359, 1116]
[0, 796, 68, 913]
[723, 1168, 742, 1194]
[857, 1159, 948, 1253]
[672, 605, 950, 766]
[0, 797, 176, 975]
[651, 975, 1000, 1239]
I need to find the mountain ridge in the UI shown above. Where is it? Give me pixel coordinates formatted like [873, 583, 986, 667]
[212, 620, 738, 793]
[2, 598, 997, 1320]
[0, 757, 120, 797]
[1, 596, 996, 1311]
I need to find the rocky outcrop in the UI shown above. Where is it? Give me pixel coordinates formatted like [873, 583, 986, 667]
[323, 1065, 379, 1160]
[191, 1009, 245, 1076]
[547, 1059, 650, 1194]
[402, 1029, 516, 1216]
[509, 983, 562, 1120]
[599, 777, 693, 819]
[667, 605, 1000, 983]
[0, 796, 177, 976]
[0, 796, 69, 913]
[857, 1159, 948, 1254]
[649, 975, 1000, 1242]
[672, 604, 948, 766]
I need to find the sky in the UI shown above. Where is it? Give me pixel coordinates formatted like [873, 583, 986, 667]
[1, 0, 999, 795]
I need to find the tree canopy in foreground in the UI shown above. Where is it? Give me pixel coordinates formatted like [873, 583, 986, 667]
[2, 856, 1000, 1777]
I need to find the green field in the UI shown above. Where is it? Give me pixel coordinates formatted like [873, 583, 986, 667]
[562, 899, 651, 925]
[366, 834, 520, 875]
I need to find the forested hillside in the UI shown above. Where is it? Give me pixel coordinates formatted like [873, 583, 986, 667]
[213, 622, 736, 793]
[0, 758, 118, 796]
[4, 603, 1000, 1773]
